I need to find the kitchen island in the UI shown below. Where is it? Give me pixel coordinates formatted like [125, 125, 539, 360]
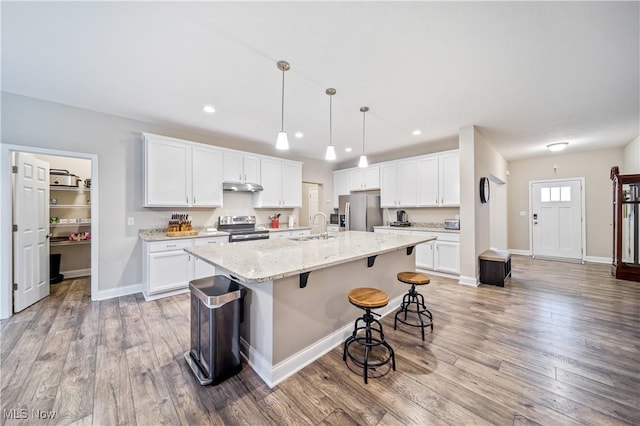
[186, 230, 435, 387]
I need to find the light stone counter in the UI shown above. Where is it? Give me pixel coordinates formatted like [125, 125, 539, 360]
[374, 225, 460, 234]
[184, 230, 435, 388]
[139, 227, 229, 242]
[185, 230, 434, 284]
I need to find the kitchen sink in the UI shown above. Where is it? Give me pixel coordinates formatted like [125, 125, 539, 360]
[289, 234, 336, 241]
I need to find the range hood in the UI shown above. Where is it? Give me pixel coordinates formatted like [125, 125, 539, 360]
[223, 182, 263, 192]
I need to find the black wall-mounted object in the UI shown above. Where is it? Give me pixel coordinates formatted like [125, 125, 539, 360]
[480, 177, 490, 203]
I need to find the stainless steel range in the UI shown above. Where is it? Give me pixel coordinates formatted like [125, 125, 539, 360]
[218, 216, 270, 243]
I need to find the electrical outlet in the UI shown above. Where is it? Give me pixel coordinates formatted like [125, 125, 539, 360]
[127, 217, 134, 226]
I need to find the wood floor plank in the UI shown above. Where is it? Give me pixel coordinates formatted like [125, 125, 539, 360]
[1, 257, 639, 425]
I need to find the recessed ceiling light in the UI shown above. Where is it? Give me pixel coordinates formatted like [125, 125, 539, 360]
[295, 132, 304, 138]
[203, 105, 215, 114]
[345, 147, 352, 152]
[412, 129, 422, 136]
[546, 142, 568, 152]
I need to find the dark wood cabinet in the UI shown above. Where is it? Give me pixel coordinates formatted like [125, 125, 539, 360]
[611, 167, 640, 281]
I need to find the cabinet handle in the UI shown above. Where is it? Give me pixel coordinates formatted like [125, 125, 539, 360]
[186, 196, 189, 204]
[239, 173, 242, 180]
[244, 174, 247, 181]
[193, 196, 196, 205]
[441, 197, 444, 205]
[435, 197, 438, 204]
[167, 244, 176, 248]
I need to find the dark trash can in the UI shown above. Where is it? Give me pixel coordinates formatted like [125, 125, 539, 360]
[50, 253, 64, 284]
[184, 275, 246, 385]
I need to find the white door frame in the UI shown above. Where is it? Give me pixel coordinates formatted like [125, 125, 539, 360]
[1, 143, 99, 319]
[528, 177, 586, 262]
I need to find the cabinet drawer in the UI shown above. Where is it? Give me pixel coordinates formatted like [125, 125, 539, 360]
[434, 233, 460, 242]
[148, 240, 192, 253]
[194, 236, 228, 246]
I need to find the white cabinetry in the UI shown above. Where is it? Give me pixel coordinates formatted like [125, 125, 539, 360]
[373, 228, 460, 275]
[439, 152, 460, 206]
[333, 170, 351, 208]
[223, 151, 261, 184]
[269, 229, 311, 239]
[411, 230, 460, 274]
[349, 166, 379, 191]
[379, 150, 459, 208]
[143, 133, 222, 207]
[254, 158, 302, 208]
[380, 161, 417, 207]
[143, 236, 227, 300]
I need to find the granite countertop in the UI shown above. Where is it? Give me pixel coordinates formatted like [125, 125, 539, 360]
[374, 223, 460, 234]
[139, 227, 229, 242]
[257, 225, 313, 233]
[185, 230, 435, 284]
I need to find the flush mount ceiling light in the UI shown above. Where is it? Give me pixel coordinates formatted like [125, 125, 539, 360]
[345, 147, 352, 152]
[547, 142, 569, 152]
[294, 132, 304, 138]
[325, 88, 337, 161]
[412, 129, 422, 136]
[275, 60, 290, 150]
[358, 106, 369, 168]
[203, 105, 215, 114]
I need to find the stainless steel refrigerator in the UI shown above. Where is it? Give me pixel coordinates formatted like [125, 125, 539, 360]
[338, 194, 383, 232]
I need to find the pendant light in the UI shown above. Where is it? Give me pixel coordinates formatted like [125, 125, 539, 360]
[325, 88, 337, 161]
[276, 60, 290, 150]
[358, 106, 369, 168]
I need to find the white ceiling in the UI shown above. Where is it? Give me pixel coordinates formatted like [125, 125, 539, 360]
[2, 2, 638, 163]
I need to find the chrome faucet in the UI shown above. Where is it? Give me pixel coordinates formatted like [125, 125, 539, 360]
[312, 212, 328, 239]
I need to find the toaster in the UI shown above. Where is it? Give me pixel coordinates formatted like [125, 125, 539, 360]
[443, 219, 460, 230]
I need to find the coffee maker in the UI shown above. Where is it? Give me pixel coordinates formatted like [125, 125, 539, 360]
[390, 210, 410, 227]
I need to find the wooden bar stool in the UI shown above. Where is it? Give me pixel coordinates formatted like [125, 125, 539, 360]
[394, 272, 433, 341]
[343, 287, 396, 384]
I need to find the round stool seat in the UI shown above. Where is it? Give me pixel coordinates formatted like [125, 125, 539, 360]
[348, 287, 389, 308]
[397, 271, 430, 285]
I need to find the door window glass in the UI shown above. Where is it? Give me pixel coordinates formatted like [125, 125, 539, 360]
[550, 187, 560, 202]
[561, 186, 571, 201]
[541, 188, 550, 202]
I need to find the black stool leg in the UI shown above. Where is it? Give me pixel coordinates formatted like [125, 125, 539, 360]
[394, 284, 433, 341]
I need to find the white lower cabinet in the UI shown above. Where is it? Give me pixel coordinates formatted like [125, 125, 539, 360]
[143, 236, 227, 300]
[270, 229, 311, 239]
[373, 228, 460, 275]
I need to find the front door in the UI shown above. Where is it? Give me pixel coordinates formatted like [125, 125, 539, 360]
[531, 179, 583, 260]
[13, 153, 50, 312]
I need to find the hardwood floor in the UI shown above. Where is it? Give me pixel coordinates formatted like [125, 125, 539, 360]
[2, 255, 639, 425]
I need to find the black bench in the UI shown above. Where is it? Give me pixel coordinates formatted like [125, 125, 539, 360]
[479, 250, 512, 287]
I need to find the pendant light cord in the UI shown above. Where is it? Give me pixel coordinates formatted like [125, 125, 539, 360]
[281, 69, 285, 132]
[329, 94, 333, 147]
[362, 109, 366, 154]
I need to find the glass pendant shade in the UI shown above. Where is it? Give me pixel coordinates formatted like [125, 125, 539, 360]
[358, 155, 368, 168]
[325, 145, 336, 160]
[276, 131, 289, 150]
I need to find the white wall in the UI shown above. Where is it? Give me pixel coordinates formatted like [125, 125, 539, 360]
[459, 125, 508, 285]
[1, 93, 334, 294]
[624, 135, 640, 173]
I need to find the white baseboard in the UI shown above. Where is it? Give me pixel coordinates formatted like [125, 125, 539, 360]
[509, 249, 531, 256]
[60, 268, 91, 279]
[93, 283, 143, 301]
[241, 293, 405, 388]
[458, 275, 479, 286]
[142, 287, 189, 301]
[584, 256, 611, 264]
[415, 267, 459, 280]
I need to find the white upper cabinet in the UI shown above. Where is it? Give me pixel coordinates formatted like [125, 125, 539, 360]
[143, 133, 223, 207]
[223, 151, 261, 183]
[192, 145, 223, 207]
[380, 161, 417, 207]
[439, 152, 460, 206]
[333, 170, 351, 208]
[254, 158, 302, 208]
[378, 150, 459, 208]
[416, 156, 439, 207]
[349, 166, 380, 191]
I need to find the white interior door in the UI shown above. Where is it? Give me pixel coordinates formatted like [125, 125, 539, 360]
[13, 153, 50, 312]
[531, 180, 583, 260]
[308, 186, 319, 223]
